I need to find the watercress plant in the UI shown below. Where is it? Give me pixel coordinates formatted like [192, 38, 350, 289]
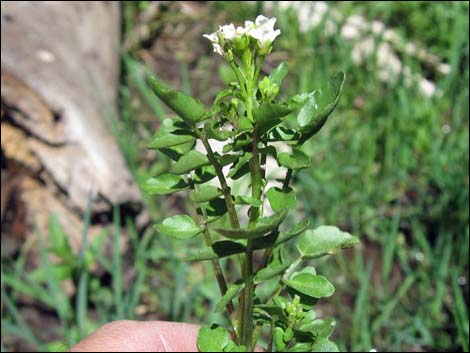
[144, 15, 358, 352]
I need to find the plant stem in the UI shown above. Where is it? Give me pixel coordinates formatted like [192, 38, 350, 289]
[242, 128, 263, 351]
[188, 179, 236, 330]
[194, 128, 240, 230]
[267, 320, 275, 352]
[243, 240, 254, 351]
[283, 168, 293, 190]
[194, 127, 243, 344]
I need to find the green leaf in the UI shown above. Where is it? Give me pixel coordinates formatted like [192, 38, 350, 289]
[29, 263, 73, 283]
[234, 195, 264, 207]
[297, 226, 359, 259]
[47, 215, 73, 259]
[255, 264, 289, 283]
[204, 120, 232, 141]
[269, 61, 288, 86]
[141, 174, 188, 195]
[227, 153, 252, 179]
[311, 338, 339, 352]
[152, 119, 195, 160]
[219, 153, 240, 167]
[194, 165, 217, 184]
[275, 219, 311, 246]
[197, 324, 230, 352]
[269, 126, 299, 143]
[277, 148, 311, 170]
[148, 75, 207, 125]
[253, 103, 294, 133]
[154, 215, 202, 239]
[298, 72, 345, 142]
[204, 197, 228, 223]
[274, 327, 286, 351]
[223, 133, 252, 153]
[213, 88, 233, 107]
[215, 281, 244, 312]
[294, 266, 317, 276]
[215, 210, 287, 240]
[283, 273, 335, 298]
[252, 230, 279, 250]
[171, 150, 210, 175]
[267, 187, 297, 212]
[147, 131, 195, 150]
[186, 240, 246, 261]
[298, 318, 336, 338]
[193, 186, 222, 203]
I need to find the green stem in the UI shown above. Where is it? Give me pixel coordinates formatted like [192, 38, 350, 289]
[283, 169, 293, 190]
[188, 179, 236, 329]
[194, 127, 244, 344]
[243, 240, 254, 351]
[194, 128, 240, 230]
[242, 129, 263, 350]
[267, 320, 275, 352]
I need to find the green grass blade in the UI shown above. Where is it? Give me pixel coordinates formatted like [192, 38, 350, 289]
[76, 191, 93, 340]
[112, 205, 124, 319]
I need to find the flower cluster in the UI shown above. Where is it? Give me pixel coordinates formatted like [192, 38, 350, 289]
[203, 15, 281, 58]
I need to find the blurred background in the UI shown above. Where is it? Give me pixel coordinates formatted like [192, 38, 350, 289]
[1, 1, 468, 352]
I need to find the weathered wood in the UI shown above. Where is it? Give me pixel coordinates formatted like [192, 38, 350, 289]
[1, 1, 140, 212]
[1, 2, 141, 256]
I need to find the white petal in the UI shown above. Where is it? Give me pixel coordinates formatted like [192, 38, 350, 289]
[220, 23, 237, 40]
[203, 32, 218, 43]
[255, 15, 269, 26]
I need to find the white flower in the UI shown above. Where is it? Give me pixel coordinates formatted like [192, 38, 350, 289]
[202, 32, 224, 56]
[203, 15, 281, 57]
[248, 15, 281, 51]
[219, 23, 237, 40]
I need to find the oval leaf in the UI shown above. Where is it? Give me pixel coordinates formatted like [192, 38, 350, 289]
[147, 131, 195, 150]
[186, 240, 247, 261]
[142, 174, 188, 195]
[154, 215, 201, 239]
[297, 226, 359, 259]
[148, 75, 207, 125]
[267, 187, 297, 212]
[283, 273, 335, 298]
[255, 264, 289, 283]
[298, 72, 345, 142]
[193, 186, 222, 203]
[197, 324, 229, 352]
[277, 148, 311, 170]
[171, 150, 210, 175]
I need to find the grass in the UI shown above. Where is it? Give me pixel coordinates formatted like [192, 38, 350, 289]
[1, 1, 468, 352]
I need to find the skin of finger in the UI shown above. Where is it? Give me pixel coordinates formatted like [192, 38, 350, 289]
[68, 320, 201, 352]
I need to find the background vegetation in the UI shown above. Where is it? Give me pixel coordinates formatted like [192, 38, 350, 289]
[1, 1, 468, 352]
